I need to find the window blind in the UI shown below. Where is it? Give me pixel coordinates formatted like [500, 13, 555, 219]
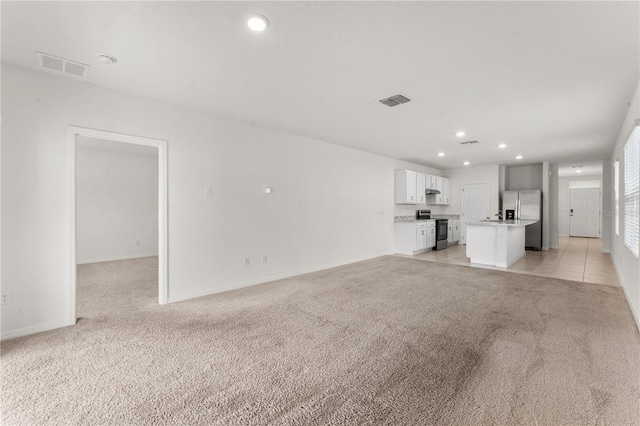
[624, 123, 639, 257]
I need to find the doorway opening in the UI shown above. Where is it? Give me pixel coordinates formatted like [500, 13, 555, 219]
[68, 126, 168, 325]
[557, 161, 603, 239]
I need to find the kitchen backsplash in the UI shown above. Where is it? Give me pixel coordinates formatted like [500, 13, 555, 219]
[394, 204, 447, 217]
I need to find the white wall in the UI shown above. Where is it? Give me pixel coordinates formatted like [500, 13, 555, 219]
[1, 64, 416, 338]
[76, 139, 158, 264]
[610, 82, 640, 330]
[601, 158, 612, 253]
[558, 175, 603, 236]
[506, 164, 543, 191]
[548, 163, 560, 249]
[442, 165, 501, 217]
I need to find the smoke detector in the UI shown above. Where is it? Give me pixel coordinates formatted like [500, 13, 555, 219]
[379, 94, 412, 107]
[97, 54, 117, 65]
[37, 51, 89, 79]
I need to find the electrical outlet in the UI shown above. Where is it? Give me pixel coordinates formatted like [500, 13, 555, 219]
[244, 257, 250, 266]
[1, 293, 10, 305]
[135, 240, 141, 246]
[262, 255, 268, 264]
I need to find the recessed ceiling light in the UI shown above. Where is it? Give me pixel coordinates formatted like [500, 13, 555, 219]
[515, 155, 523, 160]
[498, 143, 507, 148]
[246, 13, 269, 31]
[464, 161, 470, 166]
[97, 54, 117, 65]
[456, 131, 465, 137]
[438, 152, 445, 157]
[576, 170, 582, 173]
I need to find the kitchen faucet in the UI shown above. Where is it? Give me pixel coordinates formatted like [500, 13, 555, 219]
[495, 210, 503, 220]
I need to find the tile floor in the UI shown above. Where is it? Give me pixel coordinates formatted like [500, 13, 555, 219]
[401, 236, 620, 287]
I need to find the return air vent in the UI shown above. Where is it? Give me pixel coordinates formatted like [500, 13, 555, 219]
[460, 140, 480, 145]
[37, 51, 89, 79]
[570, 165, 584, 168]
[379, 94, 412, 107]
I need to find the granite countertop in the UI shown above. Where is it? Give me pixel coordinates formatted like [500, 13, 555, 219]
[466, 219, 537, 227]
[394, 215, 461, 223]
[394, 216, 434, 223]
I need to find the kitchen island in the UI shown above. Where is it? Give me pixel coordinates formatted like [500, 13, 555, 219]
[466, 220, 538, 268]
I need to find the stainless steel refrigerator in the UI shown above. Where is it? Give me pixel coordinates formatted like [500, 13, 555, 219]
[503, 190, 542, 250]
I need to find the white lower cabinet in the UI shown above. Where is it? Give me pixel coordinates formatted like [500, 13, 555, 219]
[394, 220, 435, 255]
[453, 220, 460, 242]
[427, 222, 436, 249]
[446, 219, 461, 244]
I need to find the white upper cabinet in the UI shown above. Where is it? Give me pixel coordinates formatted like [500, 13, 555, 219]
[426, 174, 437, 191]
[443, 177, 451, 205]
[396, 170, 449, 205]
[395, 170, 417, 204]
[435, 177, 445, 204]
[416, 172, 426, 204]
[425, 176, 450, 205]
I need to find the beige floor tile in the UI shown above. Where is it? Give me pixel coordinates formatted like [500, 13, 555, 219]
[549, 272, 584, 282]
[583, 261, 614, 270]
[557, 258, 587, 265]
[583, 269, 618, 279]
[583, 275, 620, 287]
[552, 263, 586, 271]
[395, 236, 619, 287]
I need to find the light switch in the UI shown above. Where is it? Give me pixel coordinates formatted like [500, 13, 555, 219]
[264, 187, 272, 194]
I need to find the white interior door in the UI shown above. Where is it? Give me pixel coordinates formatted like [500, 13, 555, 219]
[570, 188, 600, 237]
[461, 183, 491, 244]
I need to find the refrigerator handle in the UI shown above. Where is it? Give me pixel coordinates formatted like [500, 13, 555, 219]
[517, 199, 520, 219]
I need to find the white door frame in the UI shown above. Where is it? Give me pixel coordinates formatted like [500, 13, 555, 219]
[68, 126, 169, 325]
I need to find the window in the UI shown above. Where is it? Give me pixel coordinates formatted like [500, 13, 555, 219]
[614, 160, 619, 236]
[624, 122, 639, 257]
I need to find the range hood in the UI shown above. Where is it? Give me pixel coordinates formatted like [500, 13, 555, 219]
[425, 188, 441, 195]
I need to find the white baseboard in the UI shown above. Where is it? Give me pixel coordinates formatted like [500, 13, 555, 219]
[559, 234, 569, 237]
[612, 259, 640, 332]
[77, 253, 159, 265]
[1, 318, 75, 341]
[168, 251, 390, 304]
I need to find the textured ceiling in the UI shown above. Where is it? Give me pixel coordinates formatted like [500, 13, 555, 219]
[2, 1, 638, 169]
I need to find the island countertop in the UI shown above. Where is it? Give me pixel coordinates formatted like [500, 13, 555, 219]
[466, 220, 537, 267]
[466, 219, 537, 227]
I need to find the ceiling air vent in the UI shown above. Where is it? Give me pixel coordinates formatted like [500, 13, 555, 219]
[37, 51, 89, 79]
[460, 140, 480, 145]
[379, 94, 412, 107]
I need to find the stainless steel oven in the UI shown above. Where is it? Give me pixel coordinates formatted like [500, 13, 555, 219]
[434, 219, 448, 250]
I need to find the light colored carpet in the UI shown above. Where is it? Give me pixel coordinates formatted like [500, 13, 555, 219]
[1, 256, 639, 425]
